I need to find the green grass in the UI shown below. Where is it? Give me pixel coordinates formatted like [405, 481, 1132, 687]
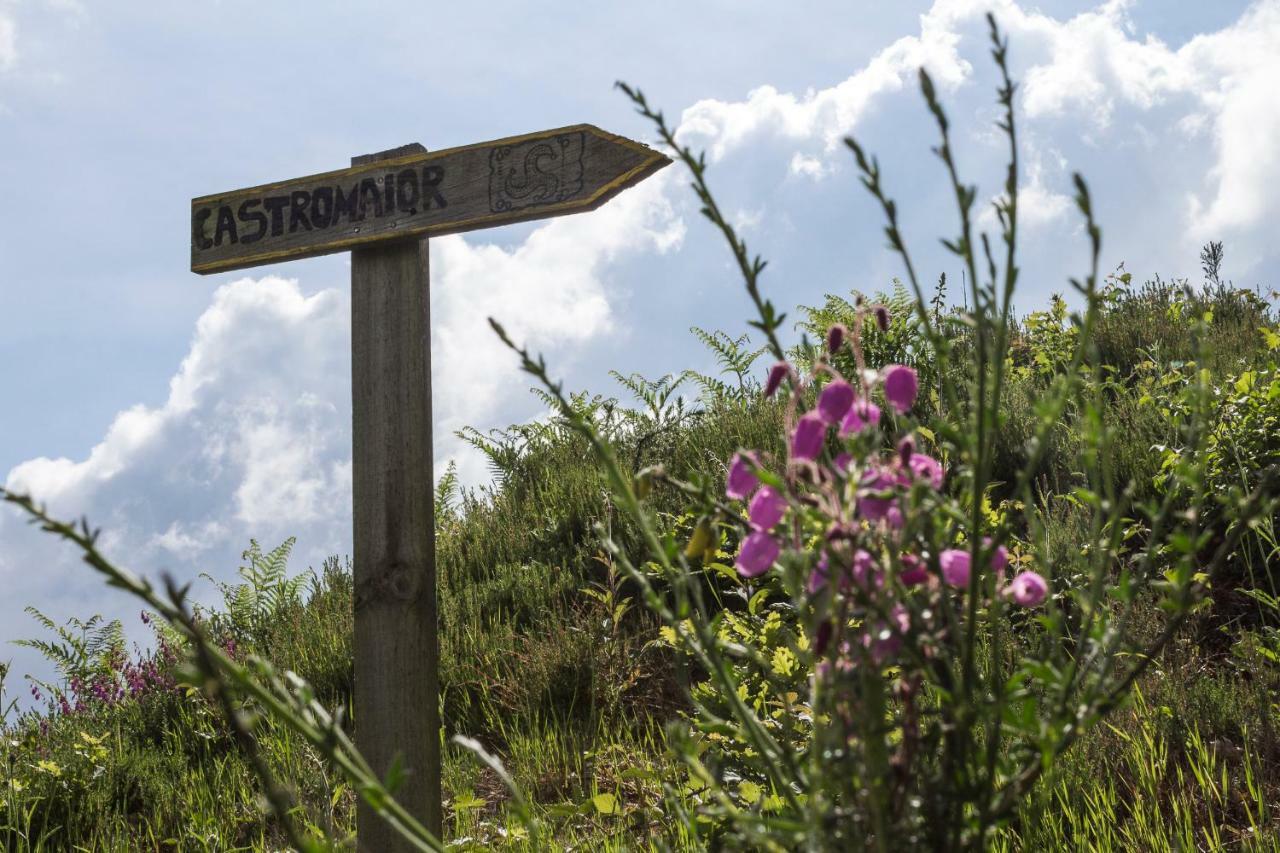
[2, 279, 1279, 850]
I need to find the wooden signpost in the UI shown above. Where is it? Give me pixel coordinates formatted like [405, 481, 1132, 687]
[191, 125, 668, 850]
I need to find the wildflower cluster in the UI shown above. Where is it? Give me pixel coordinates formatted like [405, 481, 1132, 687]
[28, 613, 186, 719]
[727, 310, 1048, 681]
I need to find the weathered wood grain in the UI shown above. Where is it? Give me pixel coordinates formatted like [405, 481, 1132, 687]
[350, 143, 441, 850]
[191, 124, 669, 274]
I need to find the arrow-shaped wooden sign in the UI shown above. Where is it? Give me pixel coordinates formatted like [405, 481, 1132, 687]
[189, 123, 668, 849]
[191, 124, 669, 274]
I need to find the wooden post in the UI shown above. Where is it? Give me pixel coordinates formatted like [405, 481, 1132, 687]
[350, 143, 441, 849]
[189, 126, 668, 849]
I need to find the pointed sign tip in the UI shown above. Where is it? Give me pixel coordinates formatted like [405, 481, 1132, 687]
[192, 124, 672, 274]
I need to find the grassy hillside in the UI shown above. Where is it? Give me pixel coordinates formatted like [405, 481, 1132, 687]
[2, 272, 1278, 850]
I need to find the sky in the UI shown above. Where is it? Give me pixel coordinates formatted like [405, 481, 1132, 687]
[2, 0, 1277, 699]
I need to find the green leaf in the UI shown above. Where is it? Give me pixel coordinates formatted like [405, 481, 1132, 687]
[739, 781, 763, 804]
[592, 792, 621, 815]
[383, 752, 406, 794]
[452, 792, 486, 811]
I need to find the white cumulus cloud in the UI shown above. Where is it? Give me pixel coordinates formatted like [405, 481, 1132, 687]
[1, 180, 683, 692]
[663, 0, 1280, 273]
[0, 10, 16, 72]
[430, 171, 684, 481]
[2, 276, 352, 698]
[675, 13, 971, 162]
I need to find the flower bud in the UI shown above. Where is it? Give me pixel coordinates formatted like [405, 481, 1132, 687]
[763, 361, 790, 398]
[874, 305, 890, 332]
[883, 364, 919, 414]
[817, 380, 855, 424]
[791, 412, 827, 461]
[826, 323, 847, 355]
[897, 435, 915, 468]
[685, 520, 715, 560]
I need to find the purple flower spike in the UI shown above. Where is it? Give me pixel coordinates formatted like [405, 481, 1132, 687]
[764, 362, 790, 398]
[749, 486, 787, 531]
[839, 399, 881, 437]
[1007, 571, 1048, 607]
[907, 453, 945, 490]
[791, 412, 827, 461]
[726, 452, 759, 500]
[736, 531, 780, 578]
[817, 380, 855, 425]
[939, 549, 971, 588]
[883, 364, 919, 414]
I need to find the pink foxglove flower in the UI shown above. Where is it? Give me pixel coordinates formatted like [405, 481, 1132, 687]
[725, 452, 759, 500]
[736, 531, 780, 578]
[985, 538, 1009, 574]
[907, 453, 945, 490]
[1007, 570, 1048, 607]
[883, 364, 919, 414]
[791, 411, 827, 461]
[764, 362, 790, 398]
[748, 486, 786, 530]
[817, 379, 856, 424]
[839, 399, 881, 436]
[899, 553, 928, 586]
[857, 467, 899, 522]
[939, 549, 971, 588]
